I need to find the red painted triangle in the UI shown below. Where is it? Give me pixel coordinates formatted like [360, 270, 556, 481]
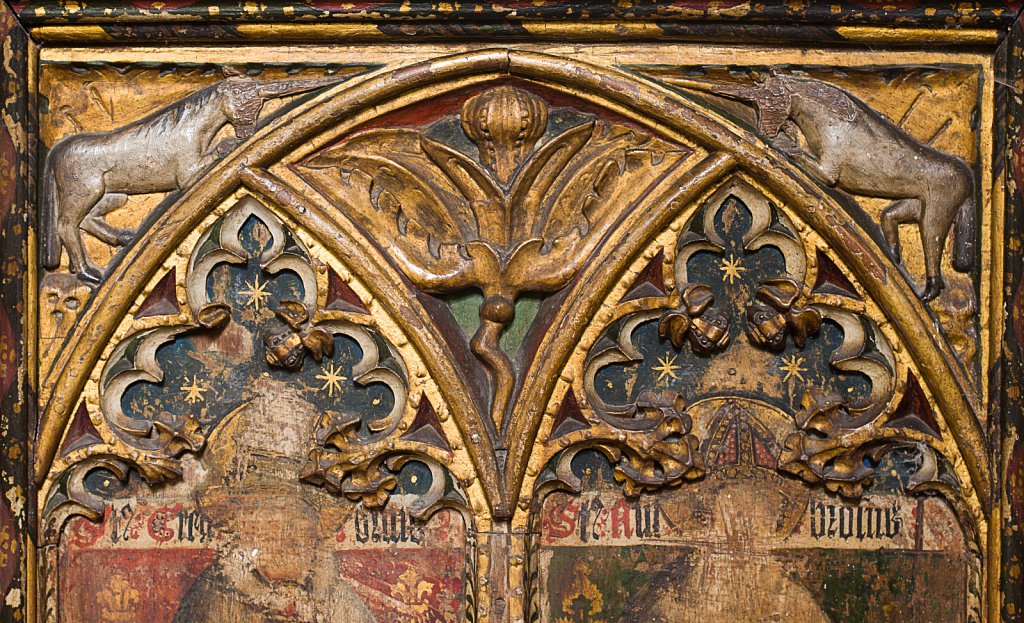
[400, 397, 451, 452]
[326, 267, 370, 314]
[811, 250, 861, 300]
[548, 388, 590, 442]
[59, 402, 103, 457]
[885, 373, 941, 439]
[619, 249, 668, 304]
[720, 423, 738, 465]
[135, 268, 180, 319]
[753, 435, 778, 469]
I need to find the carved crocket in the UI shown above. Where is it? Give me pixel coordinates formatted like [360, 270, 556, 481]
[40, 67, 340, 284]
[715, 73, 976, 302]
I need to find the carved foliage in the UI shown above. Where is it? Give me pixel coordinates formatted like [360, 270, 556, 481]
[301, 403, 469, 518]
[45, 197, 462, 539]
[545, 177, 963, 510]
[297, 84, 693, 430]
[539, 383, 705, 499]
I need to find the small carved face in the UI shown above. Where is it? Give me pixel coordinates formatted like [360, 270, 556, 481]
[41, 274, 92, 336]
[264, 330, 305, 370]
[746, 302, 787, 351]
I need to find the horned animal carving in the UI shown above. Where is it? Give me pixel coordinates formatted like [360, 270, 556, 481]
[714, 73, 976, 302]
[40, 67, 340, 284]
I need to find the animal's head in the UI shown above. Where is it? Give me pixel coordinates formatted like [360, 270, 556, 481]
[217, 66, 343, 140]
[713, 70, 794, 139]
[714, 70, 859, 139]
[750, 72, 795, 139]
[712, 71, 798, 137]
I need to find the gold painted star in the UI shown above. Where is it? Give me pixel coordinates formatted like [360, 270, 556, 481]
[779, 354, 807, 383]
[239, 275, 271, 311]
[652, 353, 681, 383]
[720, 255, 746, 284]
[180, 375, 209, 404]
[315, 362, 348, 397]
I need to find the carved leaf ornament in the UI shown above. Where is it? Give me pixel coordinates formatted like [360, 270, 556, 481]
[299, 85, 691, 430]
[35, 56, 988, 607]
[43, 198, 466, 541]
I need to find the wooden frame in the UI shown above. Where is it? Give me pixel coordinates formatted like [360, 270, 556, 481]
[2, 2, 1024, 621]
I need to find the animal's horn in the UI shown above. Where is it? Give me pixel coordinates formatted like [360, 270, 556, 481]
[711, 82, 761, 102]
[256, 77, 343, 99]
[663, 78, 720, 94]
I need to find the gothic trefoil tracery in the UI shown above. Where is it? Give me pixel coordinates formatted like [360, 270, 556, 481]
[23, 27, 1001, 623]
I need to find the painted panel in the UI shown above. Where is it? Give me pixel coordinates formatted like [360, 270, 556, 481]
[22, 34, 1013, 623]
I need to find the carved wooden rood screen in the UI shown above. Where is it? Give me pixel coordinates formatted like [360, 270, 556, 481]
[3, 2, 1024, 622]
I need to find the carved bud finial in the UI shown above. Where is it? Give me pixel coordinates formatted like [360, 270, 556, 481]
[264, 299, 334, 371]
[658, 284, 730, 354]
[461, 86, 548, 185]
[745, 277, 821, 351]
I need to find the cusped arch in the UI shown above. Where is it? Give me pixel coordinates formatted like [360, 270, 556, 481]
[37, 49, 989, 520]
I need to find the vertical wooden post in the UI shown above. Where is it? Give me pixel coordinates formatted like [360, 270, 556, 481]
[0, 5, 34, 622]
[1001, 12, 1024, 623]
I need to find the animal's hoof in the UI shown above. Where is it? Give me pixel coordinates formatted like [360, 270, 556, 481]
[115, 230, 136, 246]
[920, 277, 944, 302]
[76, 268, 103, 285]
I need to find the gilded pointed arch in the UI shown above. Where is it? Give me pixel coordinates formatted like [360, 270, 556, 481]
[36, 49, 988, 531]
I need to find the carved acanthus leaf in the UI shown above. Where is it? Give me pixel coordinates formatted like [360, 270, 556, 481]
[539, 391, 705, 499]
[302, 402, 468, 518]
[780, 388, 951, 498]
[298, 84, 692, 431]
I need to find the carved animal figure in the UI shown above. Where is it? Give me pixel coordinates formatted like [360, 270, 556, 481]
[714, 73, 975, 302]
[41, 68, 339, 284]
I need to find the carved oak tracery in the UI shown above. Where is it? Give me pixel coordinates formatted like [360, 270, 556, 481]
[32, 49, 994, 623]
[536, 176, 967, 508]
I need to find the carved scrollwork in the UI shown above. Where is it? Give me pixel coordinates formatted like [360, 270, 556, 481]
[780, 374, 959, 502]
[296, 323, 449, 512]
[781, 390, 900, 497]
[98, 327, 206, 481]
[301, 402, 470, 518]
[537, 389, 705, 499]
[40, 455, 129, 545]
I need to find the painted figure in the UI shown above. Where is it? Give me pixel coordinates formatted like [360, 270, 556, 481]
[172, 382, 376, 623]
[620, 479, 829, 622]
